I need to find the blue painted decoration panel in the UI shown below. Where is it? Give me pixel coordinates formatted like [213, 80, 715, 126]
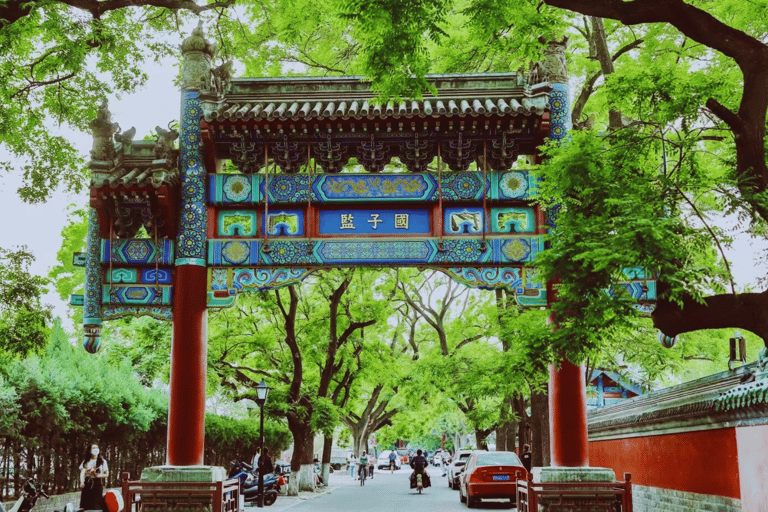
[266, 174, 310, 203]
[209, 174, 262, 204]
[208, 240, 262, 265]
[263, 209, 305, 236]
[443, 207, 486, 235]
[315, 174, 434, 202]
[140, 268, 173, 284]
[106, 267, 174, 286]
[491, 207, 535, 233]
[319, 209, 430, 235]
[102, 285, 173, 305]
[219, 210, 258, 237]
[102, 306, 173, 321]
[495, 171, 537, 200]
[101, 239, 175, 265]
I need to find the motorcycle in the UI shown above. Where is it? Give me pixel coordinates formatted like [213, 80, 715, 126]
[0, 478, 49, 512]
[228, 460, 280, 507]
[409, 470, 431, 493]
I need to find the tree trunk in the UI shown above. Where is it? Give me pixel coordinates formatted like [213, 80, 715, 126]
[287, 416, 315, 495]
[496, 396, 516, 452]
[590, 16, 624, 130]
[513, 396, 530, 455]
[320, 436, 332, 487]
[356, 434, 369, 457]
[530, 389, 550, 468]
[346, 420, 369, 457]
[474, 430, 491, 450]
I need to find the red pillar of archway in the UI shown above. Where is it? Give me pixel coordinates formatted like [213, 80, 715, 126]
[549, 358, 589, 467]
[167, 265, 208, 465]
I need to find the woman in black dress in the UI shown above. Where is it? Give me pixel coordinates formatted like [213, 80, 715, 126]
[79, 443, 109, 511]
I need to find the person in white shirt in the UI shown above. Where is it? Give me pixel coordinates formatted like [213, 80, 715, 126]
[349, 454, 358, 479]
[79, 443, 109, 511]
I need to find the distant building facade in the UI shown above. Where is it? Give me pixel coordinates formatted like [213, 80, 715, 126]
[587, 369, 645, 408]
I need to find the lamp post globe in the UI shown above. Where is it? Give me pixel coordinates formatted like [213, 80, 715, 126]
[255, 379, 271, 508]
[256, 379, 270, 406]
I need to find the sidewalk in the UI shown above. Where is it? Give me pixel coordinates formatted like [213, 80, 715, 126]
[242, 486, 336, 512]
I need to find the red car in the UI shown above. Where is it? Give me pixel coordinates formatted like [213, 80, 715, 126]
[459, 451, 527, 508]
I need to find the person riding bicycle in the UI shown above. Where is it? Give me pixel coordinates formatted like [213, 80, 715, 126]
[358, 451, 369, 480]
[388, 450, 398, 470]
[409, 449, 431, 488]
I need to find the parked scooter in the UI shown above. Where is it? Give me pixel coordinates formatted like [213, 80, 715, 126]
[228, 460, 281, 506]
[0, 478, 48, 512]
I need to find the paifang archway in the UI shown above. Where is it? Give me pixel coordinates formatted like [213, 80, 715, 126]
[76, 27, 651, 473]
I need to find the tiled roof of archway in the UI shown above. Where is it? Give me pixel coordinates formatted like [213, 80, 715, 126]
[202, 73, 551, 123]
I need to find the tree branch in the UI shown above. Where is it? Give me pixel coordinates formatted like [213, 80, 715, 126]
[1, 0, 235, 28]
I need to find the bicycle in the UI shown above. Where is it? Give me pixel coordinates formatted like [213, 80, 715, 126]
[359, 465, 367, 486]
[390, 460, 396, 474]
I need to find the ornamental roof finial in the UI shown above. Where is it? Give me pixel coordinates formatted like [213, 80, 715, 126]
[542, 37, 568, 83]
[181, 21, 216, 57]
[89, 100, 119, 163]
[528, 37, 568, 85]
[181, 22, 216, 92]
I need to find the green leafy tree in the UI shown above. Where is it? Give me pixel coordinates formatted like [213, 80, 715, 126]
[208, 270, 384, 493]
[0, 0, 235, 202]
[336, 0, 768, 358]
[393, 269, 518, 449]
[0, 247, 51, 359]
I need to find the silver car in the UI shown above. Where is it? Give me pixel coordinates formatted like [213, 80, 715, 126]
[446, 450, 473, 489]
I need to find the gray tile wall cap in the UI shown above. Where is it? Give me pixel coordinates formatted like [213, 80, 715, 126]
[588, 363, 768, 434]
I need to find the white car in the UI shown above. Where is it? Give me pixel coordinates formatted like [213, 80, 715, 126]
[377, 450, 403, 469]
[447, 450, 473, 489]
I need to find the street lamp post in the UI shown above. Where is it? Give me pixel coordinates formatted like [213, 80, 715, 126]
[255, 379, 271, 508]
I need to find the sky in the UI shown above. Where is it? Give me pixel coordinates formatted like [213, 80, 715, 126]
[0, 35, 766, 332]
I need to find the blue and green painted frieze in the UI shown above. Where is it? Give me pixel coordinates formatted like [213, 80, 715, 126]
[207, 265, 546, 308]
[207, 237, 543, 266]
[208, 170, 537, 205]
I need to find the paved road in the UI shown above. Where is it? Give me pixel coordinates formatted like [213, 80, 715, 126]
[279, 465, 516, 512]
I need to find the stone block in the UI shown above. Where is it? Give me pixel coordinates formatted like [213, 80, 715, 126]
[530, 467, 621, 512]
[534, 466, 616, 483]
[140, 466, 227, 483]
[132, 466, 231, 512]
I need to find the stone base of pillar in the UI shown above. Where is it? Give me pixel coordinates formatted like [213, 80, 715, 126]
[530, 467, 619, 512]
[133, 466, 229, 512]
[533, 466, 615, 483]
[140, 466, 227, 482]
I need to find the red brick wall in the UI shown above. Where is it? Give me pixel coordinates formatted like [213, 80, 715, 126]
[589, 428, 740, 499]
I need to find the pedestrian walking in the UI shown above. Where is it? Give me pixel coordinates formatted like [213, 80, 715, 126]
[349, 454, 358, 479]
[521, 444, 532, 473]
[79, 443, 109, 512]
[257, 447, 274, 475]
